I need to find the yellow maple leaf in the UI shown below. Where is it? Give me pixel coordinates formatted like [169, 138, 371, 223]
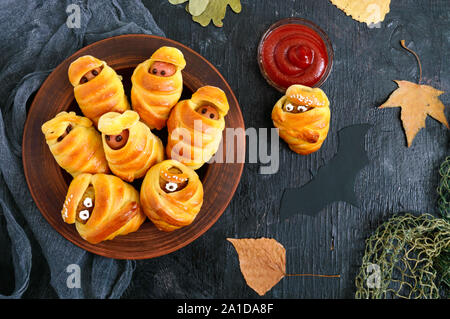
[379, 40, 449, 147]
[380, 81, 448, 147]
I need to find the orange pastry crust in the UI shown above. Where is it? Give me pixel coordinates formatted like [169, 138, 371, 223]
[131, 46, 186, 130]
[97, 110, 164, 182]
[140, 160, 203, 232]
[41, 111, 109, 177]
[61, 173, 146, 244]
[68, 55, 130, 126]
[166, 86, 229, 169]
[272, 84, 330, 155]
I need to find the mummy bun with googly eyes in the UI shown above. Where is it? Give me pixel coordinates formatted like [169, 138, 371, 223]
[140, 160, 203, 232]
[61, 173, 145, 244]
[272, 84, 331, 155]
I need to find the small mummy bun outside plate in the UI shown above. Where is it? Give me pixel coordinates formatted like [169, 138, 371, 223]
[272, 84, 331, 155]
[140, 160, 203, 232]
[98, 110, 164, 182]
[61, 173, 146, 244]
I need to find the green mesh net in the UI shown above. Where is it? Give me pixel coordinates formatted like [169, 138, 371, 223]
[355, 157, 450, 299]
[437, 156, 450, 220]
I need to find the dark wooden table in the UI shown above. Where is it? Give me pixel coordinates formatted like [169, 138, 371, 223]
[118, 0, 449, 298]
[14, 0, 448, 299]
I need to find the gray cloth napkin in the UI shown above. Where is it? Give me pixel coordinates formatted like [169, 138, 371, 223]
[0, 0, 164, 298]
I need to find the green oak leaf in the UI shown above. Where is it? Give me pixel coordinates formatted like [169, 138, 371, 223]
[187, 0, 210, 16]
[192, 0, 241, 27]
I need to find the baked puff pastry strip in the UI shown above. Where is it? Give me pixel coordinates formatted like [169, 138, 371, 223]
[131, 46, 186, 130]
[272, 84, 331, 155]
[41, 111, 109, 177]
[166, 86, 229, 170]
[140, 160, 203, 232]
[68, 55, 130, 126]
[61, 173, 146, 244]
[98, 110, 164, 182]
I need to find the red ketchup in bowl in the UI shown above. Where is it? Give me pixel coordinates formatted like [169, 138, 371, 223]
[258, 18, 333, 92]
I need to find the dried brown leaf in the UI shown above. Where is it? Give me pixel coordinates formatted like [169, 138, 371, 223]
[227, 238, 286, 296]
[380, 80, 449, 147]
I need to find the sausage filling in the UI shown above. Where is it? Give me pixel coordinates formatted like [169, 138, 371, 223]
[57, 124, 73, 142]
[105, 129, 129, 150]
[196, 105, 219, 120]
[283, 101, 314, 113]
[149, 61, 176, 77]
[159, 167, 189, 193]
[76, 185, 95, 224]
[79, 65, 104, 84]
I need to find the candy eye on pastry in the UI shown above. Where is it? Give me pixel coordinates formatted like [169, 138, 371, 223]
[149, 61, 176, 77]
[159, 167, 189, 193]
[196, 104, 220, 120]
[105, 129, 129, 150]
[79, 66, 104, 84]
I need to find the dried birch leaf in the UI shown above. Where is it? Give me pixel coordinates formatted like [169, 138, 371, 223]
[227, 238, 286, 296]
[330, 0, 391, 25]
[380, 80, 448, 147]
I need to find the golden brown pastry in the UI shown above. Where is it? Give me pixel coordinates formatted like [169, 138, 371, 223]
[97, 110, 164, 182]
[166, 86, 229, 169]
[131, 46, 186, 130]
[140, 160, 203, 232]
[61, 173, 146, 244]
[41, 111, 109, 177]
[272, 84, 330, 155]
[68, 55, 130, 126]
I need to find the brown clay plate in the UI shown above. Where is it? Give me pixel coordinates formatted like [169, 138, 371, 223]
[22, 34, 245, 259]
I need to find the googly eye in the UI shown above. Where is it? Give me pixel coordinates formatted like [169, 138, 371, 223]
[165, 182, 178, 192]
[285, 103, 294, 112]
[297, 105, 308, 112]
[79, 210, 90, 221]
[83, 197, 93, 208]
